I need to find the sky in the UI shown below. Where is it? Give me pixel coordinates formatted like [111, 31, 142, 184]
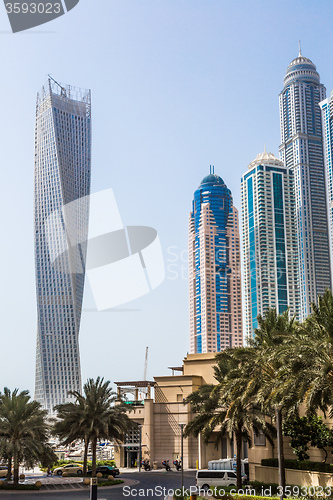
[1, 0, 333, 395]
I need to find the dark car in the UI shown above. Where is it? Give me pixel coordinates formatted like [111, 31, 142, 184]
[87, 465, 119, 477]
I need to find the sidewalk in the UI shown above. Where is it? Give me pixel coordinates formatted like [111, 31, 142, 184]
[119, 467, 196, 473]
[0, 478, 138, 493]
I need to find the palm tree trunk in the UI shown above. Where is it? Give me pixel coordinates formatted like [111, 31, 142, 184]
[320, 447, 328, 463]
[92, 437, 97, 477]
[83, 438, 89, 474]
[276, 407, 285, 497]
[13, 451, 19, 486]
[6, 456, 12, 481]
[235, 428, 243, 491]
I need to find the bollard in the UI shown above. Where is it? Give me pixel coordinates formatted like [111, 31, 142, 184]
[90, 477, 98, 500]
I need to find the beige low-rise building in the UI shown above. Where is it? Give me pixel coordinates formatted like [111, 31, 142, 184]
[115, 351, 333, 484]
[114, 353, 246, 469]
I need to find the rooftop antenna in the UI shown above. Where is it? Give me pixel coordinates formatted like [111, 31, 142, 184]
[212, 165, 215, 174]
[298, 40, 302, 57]
[48, 74, 67, 96]
[264, 144, 267, 153]
[209, 164, 212, 174]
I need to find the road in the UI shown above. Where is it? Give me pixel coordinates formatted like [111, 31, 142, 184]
[0, 470, 197, 499]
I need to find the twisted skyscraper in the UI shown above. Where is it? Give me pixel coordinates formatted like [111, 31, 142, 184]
[279, 49, 331, 319]
[34, 78, 91, 412]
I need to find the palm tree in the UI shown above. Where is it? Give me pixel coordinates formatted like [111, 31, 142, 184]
[54, 377, 133, 477]
[53, 398, 90, 474]
[185, 309, 300, 492]
[246, 308, 305, 494]
[0, 387, 56, 485]
[184, 350, 275, 490]
[292, 289, 333, 414]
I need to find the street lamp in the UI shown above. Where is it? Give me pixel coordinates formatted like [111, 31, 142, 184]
[275, 407, 285, 500]
[179, 423, 186, 495]
[138, 425, 142, 473]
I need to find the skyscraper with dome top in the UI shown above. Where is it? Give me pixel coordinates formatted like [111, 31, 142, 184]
[241, 149, 299, 338]
[279, 48, 331, 320]
[188, 170, 242, 353]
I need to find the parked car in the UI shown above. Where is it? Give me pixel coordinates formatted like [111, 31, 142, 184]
[87, 465, 120, 477]
[53, 463, 83, 476]
[0, 466, 9, 479]
[196, 469, 240, 490]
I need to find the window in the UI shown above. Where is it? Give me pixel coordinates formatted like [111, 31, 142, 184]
[254, 430, 266, 446]
[197, 471, 226, 479]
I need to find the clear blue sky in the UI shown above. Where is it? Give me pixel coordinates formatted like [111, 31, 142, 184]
[1, 0, 333, 394]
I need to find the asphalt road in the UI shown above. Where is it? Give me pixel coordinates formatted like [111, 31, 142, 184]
[0, 471, 197, 499]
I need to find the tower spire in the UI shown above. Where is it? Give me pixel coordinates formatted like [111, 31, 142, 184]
[298, 40, 302, 56]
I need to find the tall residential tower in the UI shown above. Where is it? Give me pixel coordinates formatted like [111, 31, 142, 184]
[189, 171, 242, 354]
[34, 78, 91, 412]
[279, 50, 331, 319]
[320, 93, 333, 282]
[241, 150, 299, 337]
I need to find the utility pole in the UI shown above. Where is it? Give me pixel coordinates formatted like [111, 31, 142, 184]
[179, 423, 186, 495]
[276, 407, 285, 500]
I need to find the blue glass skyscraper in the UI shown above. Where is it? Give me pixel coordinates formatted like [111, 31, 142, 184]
[189, 170, 242, 353]
[34, 78, 91, 412]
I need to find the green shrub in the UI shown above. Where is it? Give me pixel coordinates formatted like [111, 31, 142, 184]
[174, 487, 280, 500]
[174, 496, 280, 500]
[87, 460, 116, 467]
[48, 458, 116, 472]
[98, 479, 124, 487]
[261, 458, 333, 473]
[0, 483, 40, 490]
[247, 481, 282, 495]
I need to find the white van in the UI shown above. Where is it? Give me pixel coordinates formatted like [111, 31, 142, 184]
[196, 469, 237, 490]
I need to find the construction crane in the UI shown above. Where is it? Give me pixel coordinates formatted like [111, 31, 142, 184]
[143, 347, 148, 381]
[138, 347, 149, 400]
[48, 74, 67, 96]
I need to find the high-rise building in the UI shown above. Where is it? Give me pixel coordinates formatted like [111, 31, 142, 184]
[189, 170, 242, 354]
[279, 49, 331, 320]
[34, 78, 91, 412]
[241, 150, 299, 337]
[319, 93, 333, 282]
